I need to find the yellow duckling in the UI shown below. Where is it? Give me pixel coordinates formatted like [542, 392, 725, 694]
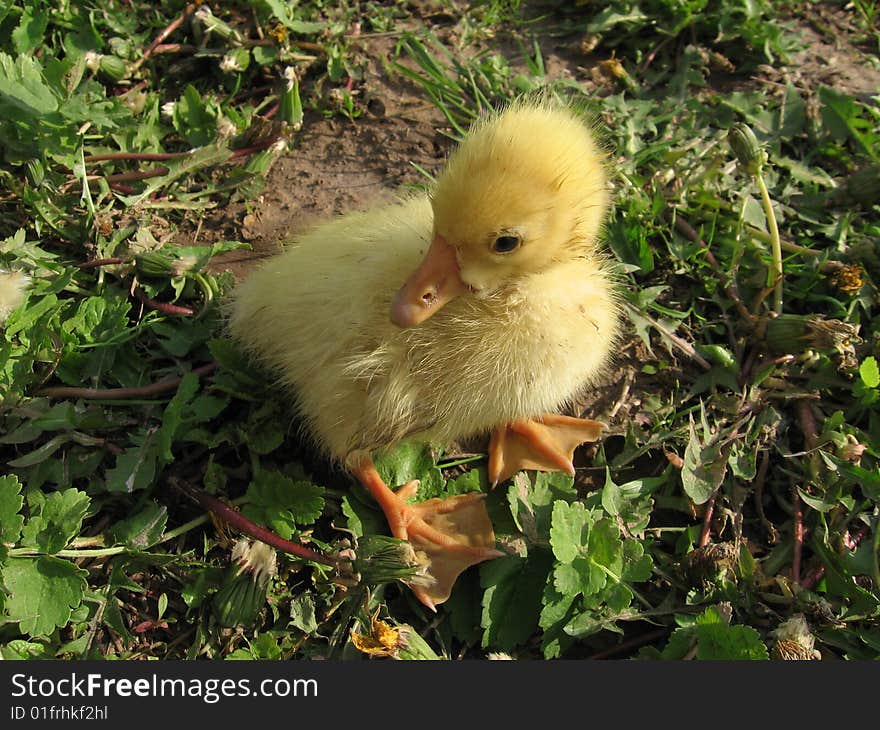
[228, 99, 619, 609]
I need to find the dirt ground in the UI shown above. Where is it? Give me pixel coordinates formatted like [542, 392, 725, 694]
[197, 2, 878, 481]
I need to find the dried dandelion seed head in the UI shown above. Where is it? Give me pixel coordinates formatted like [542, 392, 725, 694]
[219, 53, 244, 73]
[0, 269, 31, 325]
[231, 538, 277, 585]
[216, 116, 237, 141]
[770, 614, 820, 660]
[282, 65, 298, 90]
[170, 255, 199, 277]
[84, 50, 103, 73]
[685, 542, 739, 586]
[766, 314, 860, 369]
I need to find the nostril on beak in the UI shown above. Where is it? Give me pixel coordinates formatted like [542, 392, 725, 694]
[420, 289, 437, 306]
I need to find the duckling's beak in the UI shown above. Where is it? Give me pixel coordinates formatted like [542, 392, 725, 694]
[391, 234, 469, 328]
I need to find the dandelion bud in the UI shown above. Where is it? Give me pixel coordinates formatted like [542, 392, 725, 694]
[728, 122, 766, 175]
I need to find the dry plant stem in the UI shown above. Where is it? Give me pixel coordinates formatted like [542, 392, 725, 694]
[33, 362, 216, 400]
[754, 172, 783, 314]
[794, 398, 820, 586]
[170, 480, 336, 567]
[672, 214, 755, 323]
[133, 285, 195, 316]
[608, 369, 635, 419]
[621, 300, 712, 370]
[79, 257, 125, 269]
[131, 2, 198, 72]
[792, 486, 803, 583]
[151, 43, 197, 55]
[753, 450, 779, 543]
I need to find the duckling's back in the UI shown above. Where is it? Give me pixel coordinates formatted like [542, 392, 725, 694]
[228, 196, 436, 458]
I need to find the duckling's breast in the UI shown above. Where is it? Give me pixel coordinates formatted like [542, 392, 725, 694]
[229, 198, 618, 460]
[390, 256, 619, 446]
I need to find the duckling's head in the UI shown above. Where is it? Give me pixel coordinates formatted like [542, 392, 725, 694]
[391, 100, 610, 328]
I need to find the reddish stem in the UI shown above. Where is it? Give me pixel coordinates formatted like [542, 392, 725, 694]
[133, 285, 195, 316]
[33, 362, 216, 400]
[171, 480, 336, 567]
[229, 139, 278, 159]
[792, 486, 804, 584]
[85, 152, 189, 163]
[133, 2, 197, 69]
[698, 492, 718, 548]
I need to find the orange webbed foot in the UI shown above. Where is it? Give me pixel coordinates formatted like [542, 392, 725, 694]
[351, 457, 501, 610]
[488, 414, 605, 486]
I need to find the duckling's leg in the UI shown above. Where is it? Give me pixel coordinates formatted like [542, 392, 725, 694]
[350, 454, 502, 610]
[488, 415, 604, 486]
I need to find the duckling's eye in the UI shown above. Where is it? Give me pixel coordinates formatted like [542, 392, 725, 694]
[492, 235, 521, 254]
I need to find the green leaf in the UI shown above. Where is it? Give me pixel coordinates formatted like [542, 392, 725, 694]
[859, 356, 879, 389]
[480, 551, 554, 652]
[588, 518, 623, 578]
[12, 8, 49, 56]
[374, 441, 444, 499]
[242, 470, 324, 539]
[621, 540, 653, 582]
[258, 0, 326, 33]
[20, 489, 90, 554]
[158, 371, 201, 461]
[0, 474, 25, 544]
[289, 593, 318, 634]
[819, 86, 877, 159]
[0, 640, 55, 660]
[539, 583, 577, 658]
[681, 419, 726, 505]
[549, 500, 592, 563]
[695, 623, 768, 660]
[108, 502, 168, 549]
[507, 471, 576, 543]
[172, 84, 217, 147]
[553, 558, 593, 596]
[2, 556, 87, 638]
[104, 437, 159, 493]
[0, 52, 58, 116]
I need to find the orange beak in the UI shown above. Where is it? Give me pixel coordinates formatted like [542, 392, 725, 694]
[391, 234, 469, 328]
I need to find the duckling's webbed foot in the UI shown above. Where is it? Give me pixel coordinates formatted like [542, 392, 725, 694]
[351, 456, 501, 611]
[488, 414, 604, 486]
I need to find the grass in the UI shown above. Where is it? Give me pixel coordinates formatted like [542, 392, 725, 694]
[1, 0, 879, 661]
